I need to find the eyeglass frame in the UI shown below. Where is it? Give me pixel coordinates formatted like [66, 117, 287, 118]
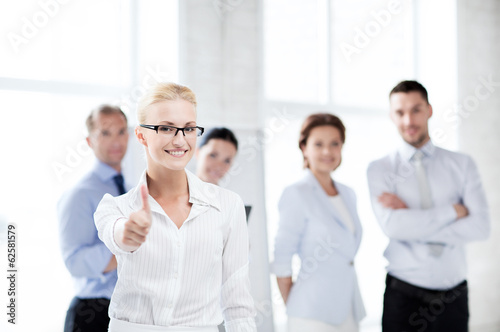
[139, 124, 205, 137]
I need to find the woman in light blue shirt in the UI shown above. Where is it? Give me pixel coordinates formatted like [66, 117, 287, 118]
[273, 113, 365, 332]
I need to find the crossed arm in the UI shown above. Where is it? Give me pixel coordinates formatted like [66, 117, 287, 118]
[378, 192, 469, 218]
[367, 157, 490, 245]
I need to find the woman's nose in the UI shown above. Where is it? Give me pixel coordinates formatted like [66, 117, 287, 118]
[172, 132, 186, 146]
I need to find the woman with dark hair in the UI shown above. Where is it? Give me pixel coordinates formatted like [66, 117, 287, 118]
[195, 127, 238, 185]
[273, 113, 365, 332]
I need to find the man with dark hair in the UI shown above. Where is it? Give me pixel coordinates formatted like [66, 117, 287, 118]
[367, 80, 490, 331]
[58, 105, 129, 332]
[390, 80, 429, 104]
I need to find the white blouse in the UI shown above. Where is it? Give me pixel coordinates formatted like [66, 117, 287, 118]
[329, 195, 356, 234]
[94, 169, 256, 332]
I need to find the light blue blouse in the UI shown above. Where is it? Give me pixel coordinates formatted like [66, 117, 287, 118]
[273, 169, 366, 326]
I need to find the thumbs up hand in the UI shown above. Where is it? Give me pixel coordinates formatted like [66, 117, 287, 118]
[114, 185, 152, 252]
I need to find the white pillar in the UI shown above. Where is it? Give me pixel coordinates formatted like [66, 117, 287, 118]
[179, 1, 274, 331]
[457, 1, 500, 331]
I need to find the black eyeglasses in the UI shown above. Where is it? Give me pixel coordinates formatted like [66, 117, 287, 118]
[139, 124, 204, 138]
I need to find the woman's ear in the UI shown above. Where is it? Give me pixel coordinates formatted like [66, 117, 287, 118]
[135, 126, 148, 147]
[299, 143, 309, 168]
[299, 142, 308, 157]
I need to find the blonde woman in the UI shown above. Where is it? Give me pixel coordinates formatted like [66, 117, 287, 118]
[94, 82, 256, 332]
[273, 113, 366, 332]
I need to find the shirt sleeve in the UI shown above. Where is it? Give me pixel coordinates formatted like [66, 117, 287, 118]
[272, 186, 307, 277]
[220, 194, 257, 332]
[366, 160, 457, 241]
[58, 189, 113, 278]
[94, 193, 135, 256]
[426, 156, 490, 244]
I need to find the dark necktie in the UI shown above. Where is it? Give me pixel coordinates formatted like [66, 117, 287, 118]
[113, 174, 126, 195]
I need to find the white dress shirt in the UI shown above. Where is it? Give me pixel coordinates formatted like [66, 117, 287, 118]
[94, 169, 256, 332]
[367, 140, 490, 290]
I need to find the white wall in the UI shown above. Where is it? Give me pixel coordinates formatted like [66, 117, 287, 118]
[457, 1, 500, 331]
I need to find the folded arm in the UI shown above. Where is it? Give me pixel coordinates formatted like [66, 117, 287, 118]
[426, 157, 490, 244]
[367, 162, 456, 241]
[367, 157, 490, 244]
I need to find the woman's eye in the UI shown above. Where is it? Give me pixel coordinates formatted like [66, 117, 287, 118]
[159, 126, 174, 132]
[184, 127, 195, 133]
[209, 153, 217, 158]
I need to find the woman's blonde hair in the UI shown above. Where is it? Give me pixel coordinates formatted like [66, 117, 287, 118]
[137, 82, 197, 123]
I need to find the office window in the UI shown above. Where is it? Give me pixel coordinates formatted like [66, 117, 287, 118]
[0, 1, 131, 85]
[264, 1, 415, 331]
[331, 0, 414, 110]
[264, 0, 329, 104]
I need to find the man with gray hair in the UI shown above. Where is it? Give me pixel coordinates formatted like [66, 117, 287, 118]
[58, 105, 129, 331]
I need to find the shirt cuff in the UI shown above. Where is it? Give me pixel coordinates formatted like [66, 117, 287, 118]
[273, 262, 293, 277]
[109, 217, 139, 255]
[225, 317, 257, 332]
[434, 205, 457, 225]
